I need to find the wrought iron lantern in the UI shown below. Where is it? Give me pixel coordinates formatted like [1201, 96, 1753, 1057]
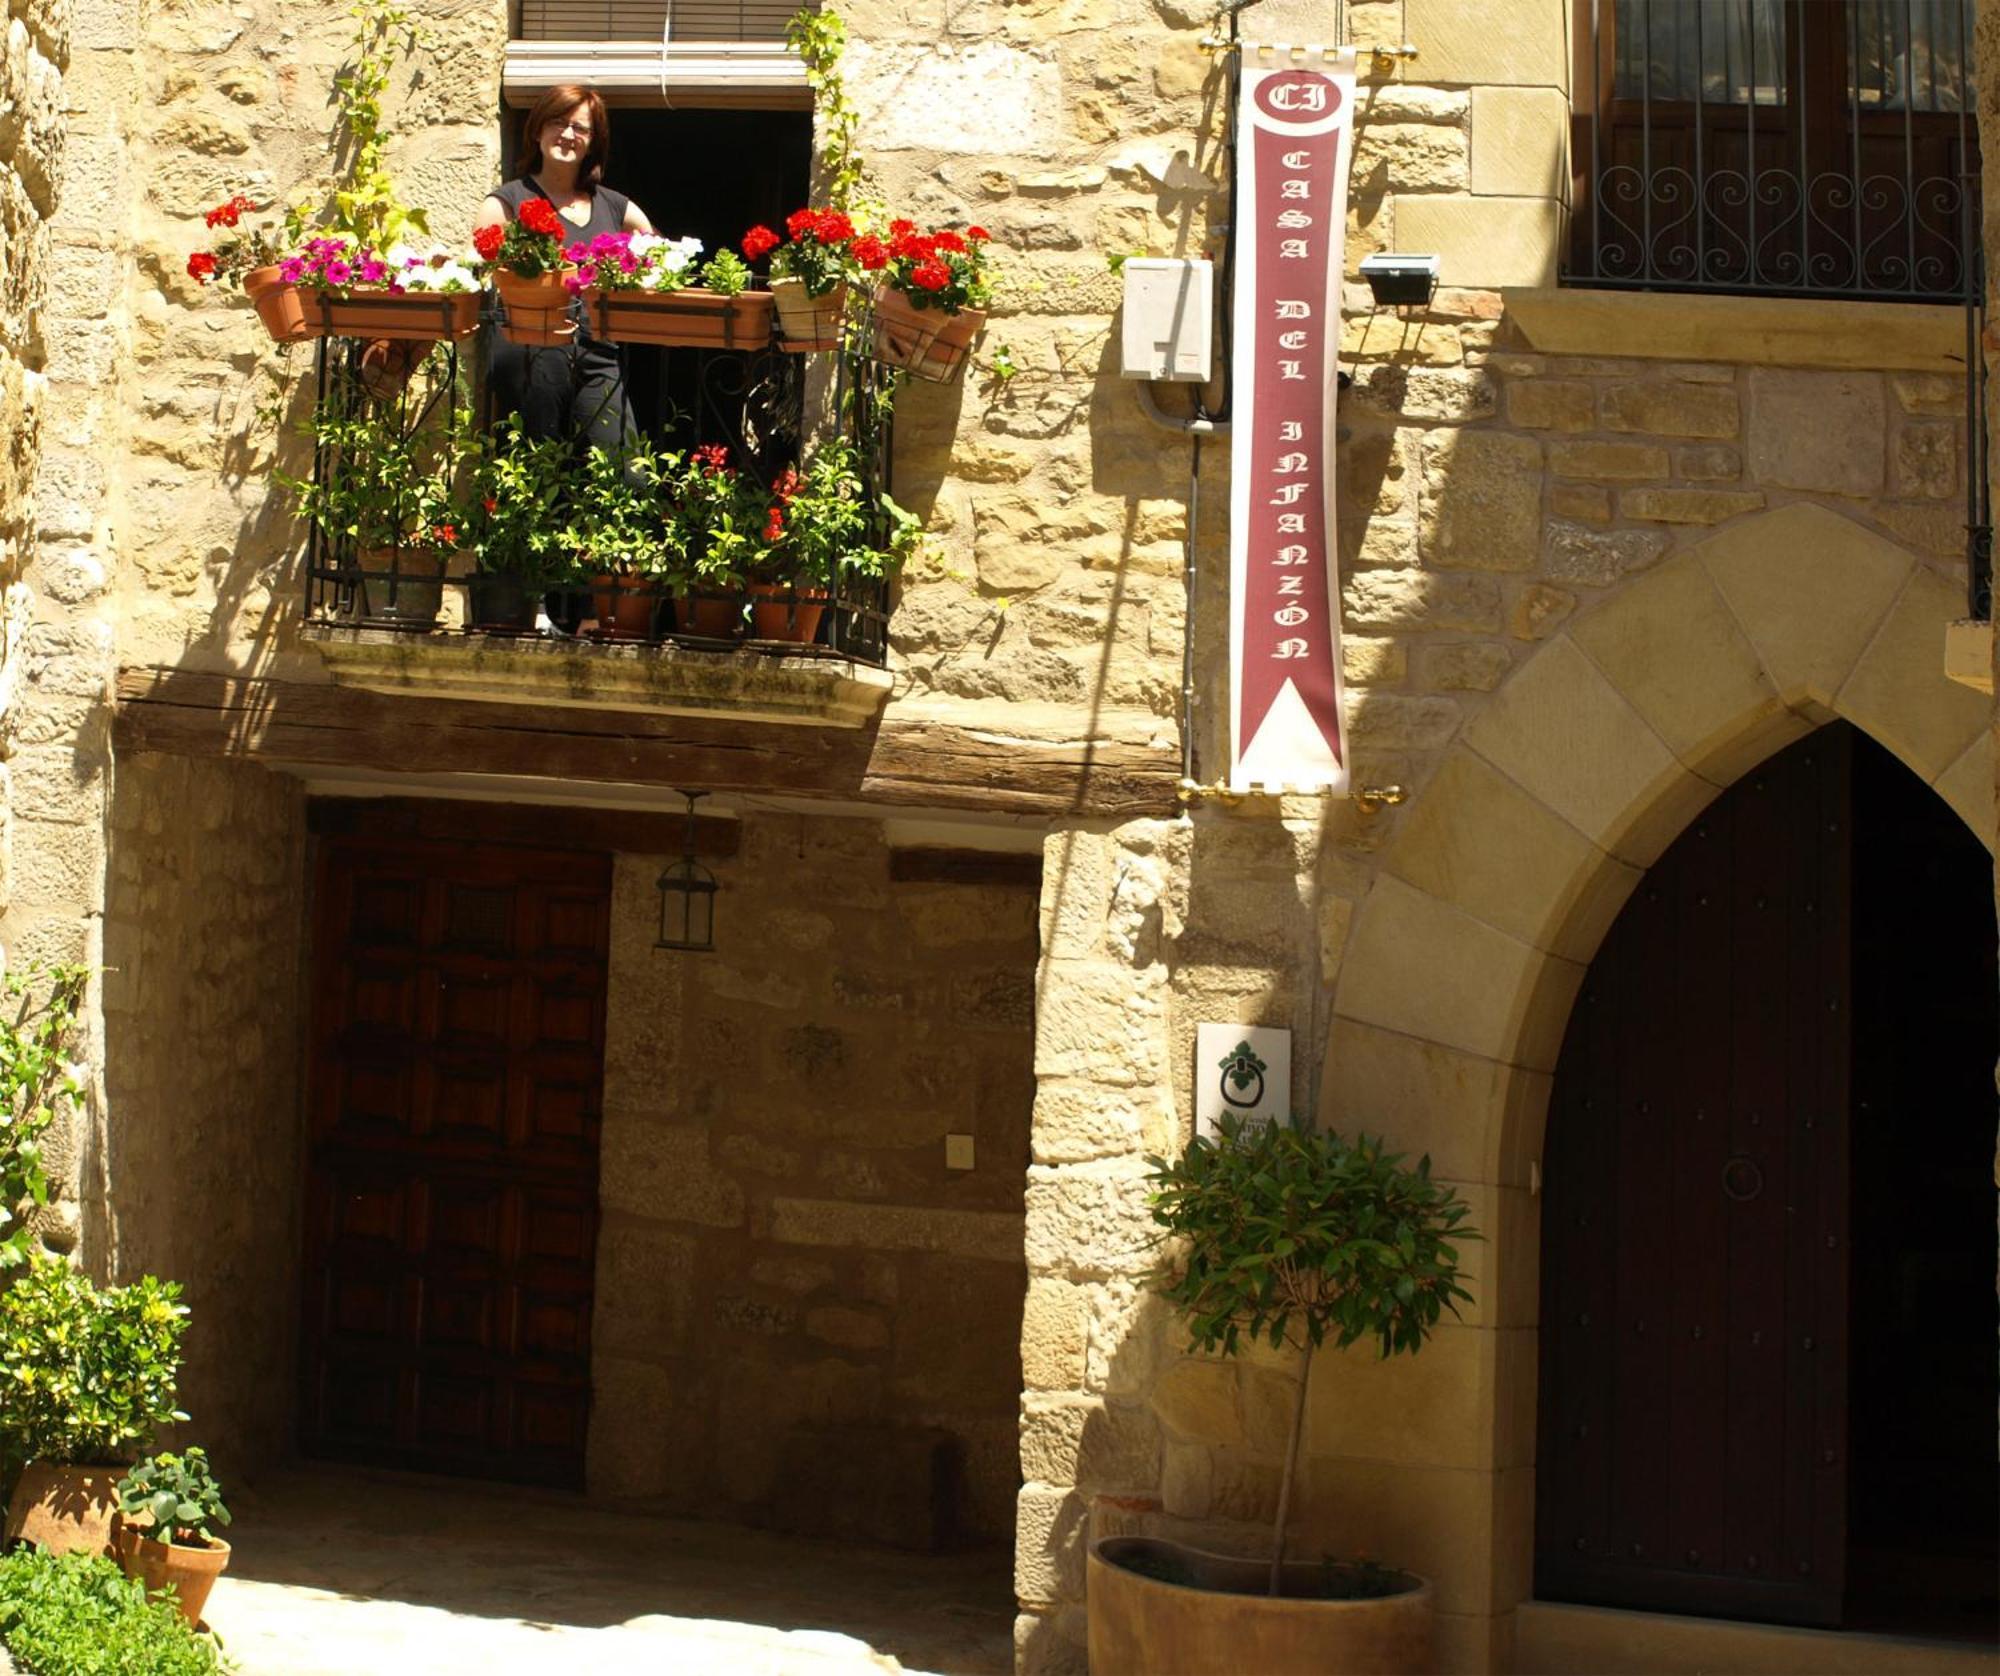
[654, 789, 718, 953]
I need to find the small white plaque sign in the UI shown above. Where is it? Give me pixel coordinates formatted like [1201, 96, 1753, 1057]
[1194, 1023, 1292, 1140]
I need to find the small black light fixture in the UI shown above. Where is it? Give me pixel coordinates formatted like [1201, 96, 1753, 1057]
[1358, 252, 1442, 310]
[654, 788, 718, 954]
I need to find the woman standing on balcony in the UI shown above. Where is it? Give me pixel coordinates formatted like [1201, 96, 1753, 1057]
[475, 85, 658, 450]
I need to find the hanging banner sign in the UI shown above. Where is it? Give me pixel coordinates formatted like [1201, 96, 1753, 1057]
[1228, 50, 1356, 793]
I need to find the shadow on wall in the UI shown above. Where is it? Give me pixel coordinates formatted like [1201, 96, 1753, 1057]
[93, 752, 309, 1483]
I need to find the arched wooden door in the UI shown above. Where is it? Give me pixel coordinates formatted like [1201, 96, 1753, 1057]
[1536, 721, 2000, 1637]
[1536, 724, 1853, 1626]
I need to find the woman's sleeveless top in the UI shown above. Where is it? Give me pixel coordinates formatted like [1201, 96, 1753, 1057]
[489, 176, 633, 350]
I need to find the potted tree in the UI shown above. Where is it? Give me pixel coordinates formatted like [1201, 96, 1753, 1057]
[112, 1447, 232, 1628]
[0, 1257, 189, 1558]
[1087, 1114, 1475, 1676]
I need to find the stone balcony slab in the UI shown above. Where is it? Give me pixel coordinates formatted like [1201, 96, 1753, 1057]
[301, 624, 895, 729]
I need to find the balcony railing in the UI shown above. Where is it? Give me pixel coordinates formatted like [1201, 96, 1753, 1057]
[297, 305, 896, 670]
[1567, 0, 1981, 302]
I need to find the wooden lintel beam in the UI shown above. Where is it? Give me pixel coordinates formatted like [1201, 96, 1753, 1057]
[112, 668, 1180, 822]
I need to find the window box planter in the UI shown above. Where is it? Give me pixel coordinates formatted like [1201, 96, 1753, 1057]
[870, 287, 985, 382]
[493, 268, 578, 346]
[303, 288, 481, 343]
[771, 277, 848, 352]
[587, 287, 776, 350]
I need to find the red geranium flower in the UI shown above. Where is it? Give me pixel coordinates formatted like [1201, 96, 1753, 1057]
[966, 225, 990, 242]
[742, 224, 780, 261]
[932, 229, 967, 254]
[763, 506, 784, 543]
[816, 211, 854, 243]
[203, 194, 251, 230]
[888, 218, 915, 237]
[518, 198, 563, 237]
[432, 523, 459, 545]
[473, 223, 506, 261]
[785, 208, 821, 241]
[911, 258, 950, 292]
[851, 234, 889, 271]
[186, 251, 217, 283]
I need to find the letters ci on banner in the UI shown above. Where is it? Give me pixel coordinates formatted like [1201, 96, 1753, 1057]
[1228, 50, 1357, 794]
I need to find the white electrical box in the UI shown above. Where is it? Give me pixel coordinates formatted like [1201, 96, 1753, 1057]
[1120, 258, 1214, 383]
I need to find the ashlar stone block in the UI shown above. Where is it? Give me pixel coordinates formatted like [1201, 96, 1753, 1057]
[1836, 565, 1991, 782]
[1747, 368, 1887, 495]
[1418, 428, 1543, 571]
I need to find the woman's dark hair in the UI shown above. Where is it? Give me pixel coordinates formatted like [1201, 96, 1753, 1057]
[519, 85, 610, 192]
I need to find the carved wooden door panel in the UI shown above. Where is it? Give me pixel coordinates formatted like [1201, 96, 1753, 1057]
[1536, 728, 1852, 1626]
[301, 835, 610, 1487]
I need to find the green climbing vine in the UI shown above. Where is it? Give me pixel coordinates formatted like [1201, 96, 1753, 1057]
[0, 967, 87, 1269]
[787, 6, 868, 212]
[321, 0, 431, 250]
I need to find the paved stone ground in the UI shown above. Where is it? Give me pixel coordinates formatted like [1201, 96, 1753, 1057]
[199, 1465, 1015, 1676]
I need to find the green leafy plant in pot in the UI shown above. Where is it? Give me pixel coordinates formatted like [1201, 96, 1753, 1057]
[564, 436, 677, 640]
[461, 420, 575, 631]
[1087, 1113, 1475, 1676]
[113, 1447, 232, 1628]
[0, 1257, 189, 1559]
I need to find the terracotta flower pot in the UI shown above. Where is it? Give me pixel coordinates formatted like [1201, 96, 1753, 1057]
[305, 288, 481, 343]
[1088, 1537, 1433, 1676]
[587, 287, 776, 350]
[870, 286, 985, 382]
[749, 581, 829, 644]
[673, 589, 747, 640]
[494, 267, 577, 346]
[771, 277, 848, 352]
[465, 572, 539, 632]
[589, 571, 660, 640]
[114, 1525, 230, 1628]
[4, 1462, 126, 1557]
[242, 264, 318, 345]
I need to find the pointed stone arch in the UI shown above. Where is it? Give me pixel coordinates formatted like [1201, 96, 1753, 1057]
[1307, 503, 1991, 1643]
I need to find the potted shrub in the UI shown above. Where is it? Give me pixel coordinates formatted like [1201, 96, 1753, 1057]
[280, 396, 454, 628]
[670, 444, 757, 640]
[112, 1447, 231, 1628]
[475, 197, 576, 346]
[0, 1257, 189, 1558]
[583, 240, 775, 351]
[869, 221, 993, 382]
[749, 438, 919, 644]
[461, 420, 574, 632]
[743, 208, 857, 351]
[1087, 1114, 1475, 1676]
[566, 437, 675, 641]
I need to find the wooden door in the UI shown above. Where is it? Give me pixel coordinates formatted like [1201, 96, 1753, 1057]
[1536, 728, 1852, 1626]
[300, 834, 611, 1487]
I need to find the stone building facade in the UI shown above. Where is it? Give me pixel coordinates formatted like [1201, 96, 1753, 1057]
[7, 0, 1996, 1673]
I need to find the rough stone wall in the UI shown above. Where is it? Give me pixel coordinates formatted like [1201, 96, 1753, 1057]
[586, 813, 1038, 1545]
[97, 754, 307, 1478]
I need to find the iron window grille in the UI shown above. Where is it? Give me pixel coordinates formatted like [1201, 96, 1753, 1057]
[1567, 0, 1981, 302]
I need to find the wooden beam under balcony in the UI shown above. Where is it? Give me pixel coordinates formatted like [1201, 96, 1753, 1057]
[112, 668, 1181, 822]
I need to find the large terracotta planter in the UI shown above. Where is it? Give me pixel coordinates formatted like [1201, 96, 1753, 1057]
[4, 1463, 125, 1557]
[589, 571, 660, 640]
[588, 287, 775, 350]
[1087, 1536, 1433, 1676]
[242, 265, 318, 345]
[771, 277, 847, 351]
[870, 287, 984, 382]
[749, 581, 829, 644]
[113, 1525, 230, 1628]
[304, 288, 480, 342]
[494, 267, 577, 346]
[673, 588, 747, 639]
